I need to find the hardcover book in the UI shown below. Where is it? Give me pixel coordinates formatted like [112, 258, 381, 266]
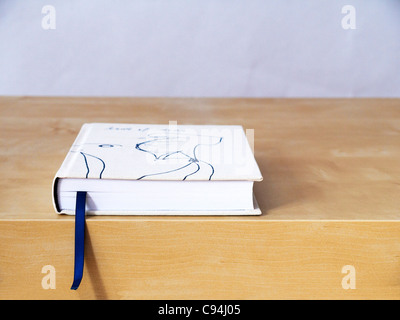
[52, 123, 263, 215]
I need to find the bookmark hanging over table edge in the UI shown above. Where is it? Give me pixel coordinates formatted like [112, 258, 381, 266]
[71, 191, 87, 290]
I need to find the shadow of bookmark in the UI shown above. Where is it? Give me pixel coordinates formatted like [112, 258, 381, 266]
[71, 191, 87, 290]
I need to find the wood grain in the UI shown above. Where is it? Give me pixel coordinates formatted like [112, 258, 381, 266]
[1, 220, 400, 299]
[0, 96, 400, 299]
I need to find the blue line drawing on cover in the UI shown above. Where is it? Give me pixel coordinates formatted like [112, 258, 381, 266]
[71, 128, 223, 180]
[80, 151, 106, 179]
[135, 129, 223, 180]
[69, 143, 120, 179]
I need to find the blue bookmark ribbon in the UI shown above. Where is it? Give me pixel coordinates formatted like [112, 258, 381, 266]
[71, 191, 87, 290]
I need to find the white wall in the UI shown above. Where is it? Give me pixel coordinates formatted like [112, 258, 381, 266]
[0, 0, 399, 97]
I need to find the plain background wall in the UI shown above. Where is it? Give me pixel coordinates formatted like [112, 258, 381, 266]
[0, 0, 399, 97]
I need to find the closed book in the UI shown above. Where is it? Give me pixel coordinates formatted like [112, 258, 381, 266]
[52, 123, 263, 215]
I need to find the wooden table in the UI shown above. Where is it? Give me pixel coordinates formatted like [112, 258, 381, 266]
[1, 96, 399, 299]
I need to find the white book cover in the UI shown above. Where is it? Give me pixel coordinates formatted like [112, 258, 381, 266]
[53, 123, 263, 215]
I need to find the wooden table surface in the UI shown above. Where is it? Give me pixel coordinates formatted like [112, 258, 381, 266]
[1, 96, 400, 299]
[1, 96, 399, 221]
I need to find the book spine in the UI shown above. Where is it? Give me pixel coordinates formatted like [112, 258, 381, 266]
[52, 123, 93, 213]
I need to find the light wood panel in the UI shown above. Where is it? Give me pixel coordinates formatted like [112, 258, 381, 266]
[0, 96, 400, 299]
[1, 221, 400, 299]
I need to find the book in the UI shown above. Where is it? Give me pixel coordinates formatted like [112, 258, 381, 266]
[52, 123, 263, 215]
